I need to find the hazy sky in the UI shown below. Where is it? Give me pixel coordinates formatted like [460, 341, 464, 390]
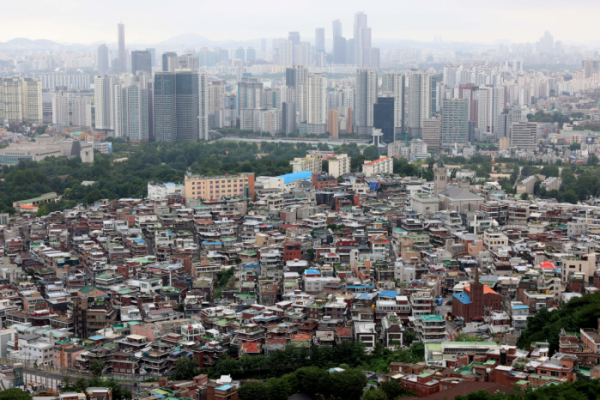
[1, 0, 597, 45]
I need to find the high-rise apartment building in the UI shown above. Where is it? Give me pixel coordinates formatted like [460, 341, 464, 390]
[315, 28, 325, 53]
[294, 42, 311, 66]
[354, 12, 371, 67]
[237, 77, 263, 116]
[162, 52, 177, 72]
[52, 90, 70, 126]
[115, 83, 149, 142]
[278, 40, 294, 66]
[381, 71, 405, 134]
[154, 72, 176, 142]
[407, 71, 436, 136]
[441, 98, 469, 148]
[477, 85, 505, 136]
[0, 77, 42, 124]
[118, 23, 126, 73]
[72, 96, 92, 128]
[131, 50, 152, 74]
[328, 110, 339, 138]
[94, 74, 117, 131]
[97, 44, 109, 73]
[355, 68, 378, 134]
[307, 73, 327, 134]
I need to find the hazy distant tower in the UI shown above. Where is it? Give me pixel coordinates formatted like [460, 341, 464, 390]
[97, 44, 109, 73]
[315, 28, 325, 53]
[433, 157, 447, 198]
[118, 23, 126, 73]
[354, 12, 371, 67]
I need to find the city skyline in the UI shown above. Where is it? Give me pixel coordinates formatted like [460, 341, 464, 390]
[2, 0, 600, 46]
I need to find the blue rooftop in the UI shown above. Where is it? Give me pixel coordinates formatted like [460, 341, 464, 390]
[379, 290, 399, 298]
[89, 335, 104, 340]
[356, 293, 378, 300]
[453, 293, 472, 305]
[165, 182, 175, 186]
[133, 238, 145, 243]
[277, 171, 312, 184]
[216, 385, 233, 391]
[512, 305, 529, 309]
[305, 269, 319, 275]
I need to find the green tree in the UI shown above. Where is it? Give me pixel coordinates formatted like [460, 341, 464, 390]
[570, 143, 581, 151]
[363, 389, 388, 400]
[173, 356, 200, 380]
[520, 192, 529, 200]
[295, 366, 330, 399]
[363, 146, 380, 161]
[327, 369, 368, 400]
[0, 388, 32, 400]
[91, 359, 105, 376]
[238, 382, 265, 400]
[381, 381, 412, 400]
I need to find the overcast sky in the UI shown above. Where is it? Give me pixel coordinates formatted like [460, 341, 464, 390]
[1, 0, 597, 45]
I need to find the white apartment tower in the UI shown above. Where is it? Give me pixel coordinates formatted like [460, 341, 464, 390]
[407, 72, 435, 136]
[382, 71, 405, 134]
[94, 74, 117, 131]
[52, 90, 70, 126]
[308, 74, 327, 126]
[355, 68, 378, 134]
[72, 96, 92, 128]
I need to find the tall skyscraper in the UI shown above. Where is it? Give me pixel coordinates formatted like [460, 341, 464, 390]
[118, 23, 126, 73]
[333, 36, 347, 64]
[145, 48, 156, 67]
[407, 71, 436, 136]
[332, 20, 345, 64]
[381, 71, 405, 134]
[162, 52, 177, 72]
[199, 72, 209, 141]
[175, 71, 199, 141]
[97, 44, 109, 73]
[246, 48, 257, 62]
[346, 39, 354, 66]
[374, 96, 394, 143]
[315, 28, 325, 53]
[333, 20, 342, 38]
[154, 72, 176, 142]
[355, 68, 378, 134]
[131, 51, 152, 74]
[288, 32, 300, 46]
[370, 48, 380, 70]
[328, 109, 339, 138]
[354, 12, 371, 67]
[538, 31, 554, 55]
[235, 48, 245, 62]
[441, 98, 469, 148]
